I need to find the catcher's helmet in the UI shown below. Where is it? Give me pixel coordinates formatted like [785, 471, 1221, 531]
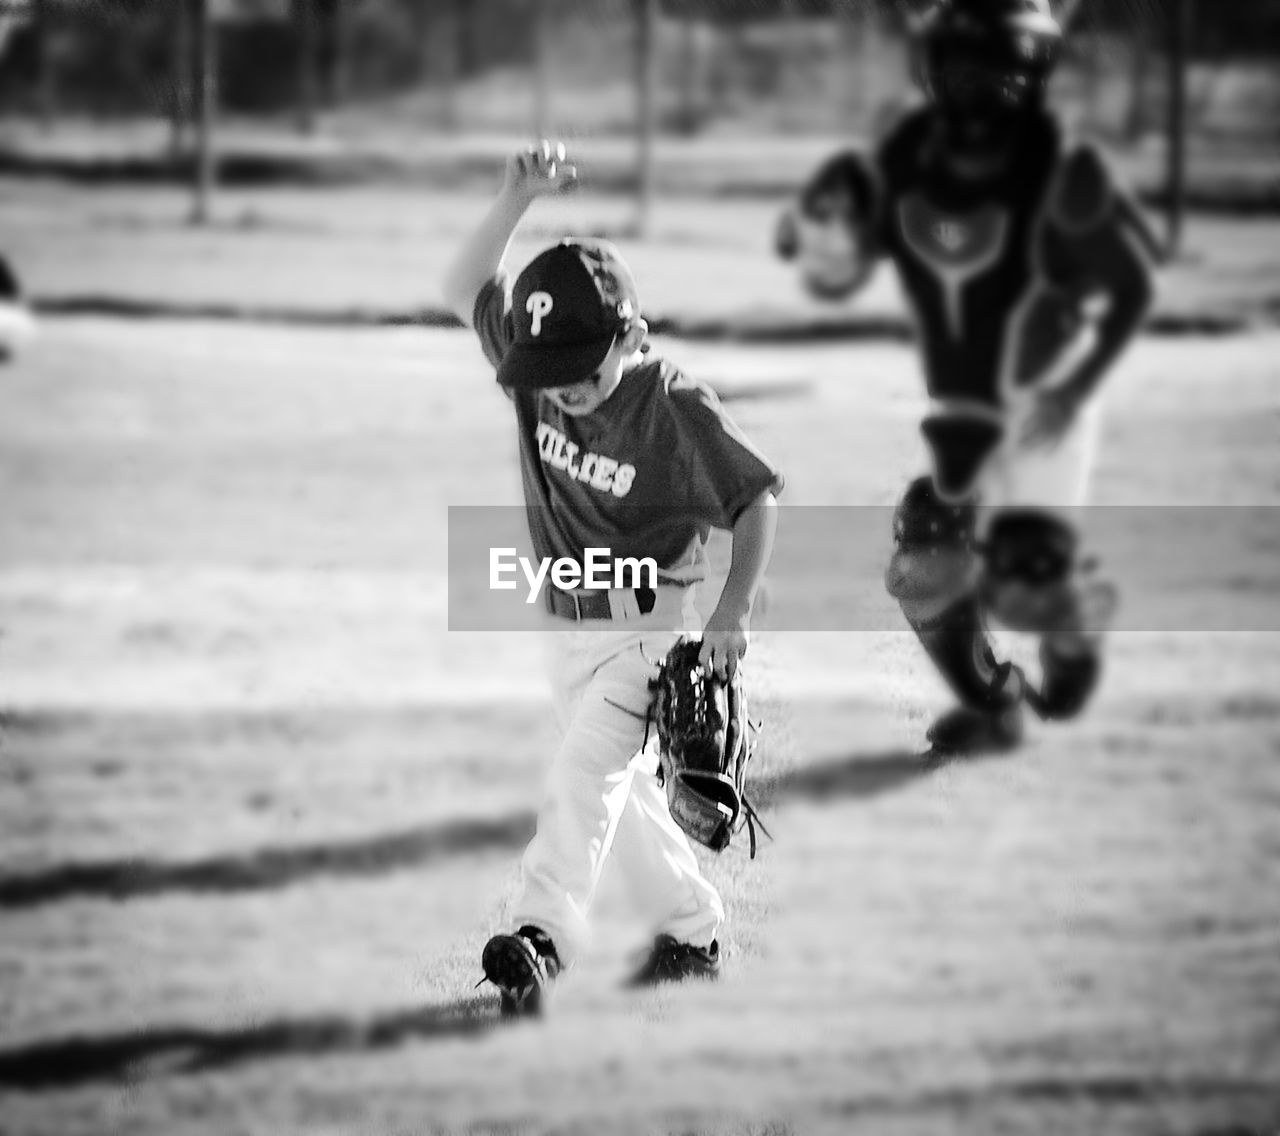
[916, 0, 1063, 139]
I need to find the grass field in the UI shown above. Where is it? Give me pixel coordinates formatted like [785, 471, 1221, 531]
[1, 179, 1279, 1135]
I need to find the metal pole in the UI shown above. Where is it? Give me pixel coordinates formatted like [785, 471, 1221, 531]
[780, 0, 801, 132]
[679, 9, 697, 135]
[1125, 24, 1149, 142]
[35, 0, 54, 130]
[636, 0, 658, 238]
[193, 0, 217, 225]
[834, 0, 861, 127]
[440, 0, 459, 131]
[858, 1, 876, 136]
[533, 0, 551, 137]
[1166, 0, 1190, 255]
[297, 0, 317, 134]
[171, 0, 193, 157]
[330, 0, 349, 107]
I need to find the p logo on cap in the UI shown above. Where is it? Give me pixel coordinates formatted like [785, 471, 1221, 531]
[526, 291, 554, 337]
[497, 240, 641, 391]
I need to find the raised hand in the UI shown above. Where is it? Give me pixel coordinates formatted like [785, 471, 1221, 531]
[503, 139, 579, 202]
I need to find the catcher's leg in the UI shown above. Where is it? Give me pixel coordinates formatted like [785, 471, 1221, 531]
[886, 476, 1027, 755]
[979, 403, 1117, 720]
[980, 509, 1118, 720]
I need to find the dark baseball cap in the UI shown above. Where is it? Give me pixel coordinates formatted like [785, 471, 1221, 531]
[497, 239, 642, 391]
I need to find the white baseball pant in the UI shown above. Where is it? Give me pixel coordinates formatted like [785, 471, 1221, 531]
[979, 396, 1101, 513]
[511, 588, 725, 967]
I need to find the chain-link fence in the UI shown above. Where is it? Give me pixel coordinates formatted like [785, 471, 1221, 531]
[0, 0, 1276, 143]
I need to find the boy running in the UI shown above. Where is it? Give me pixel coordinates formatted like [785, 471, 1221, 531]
[442, 141, 783, 1016]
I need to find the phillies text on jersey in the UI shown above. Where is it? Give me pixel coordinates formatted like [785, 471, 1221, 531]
[534, 421, 637, 498]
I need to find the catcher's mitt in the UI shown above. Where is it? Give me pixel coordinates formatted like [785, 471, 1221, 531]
[649, 639, 768, 858]
[775, 148, 881, 302]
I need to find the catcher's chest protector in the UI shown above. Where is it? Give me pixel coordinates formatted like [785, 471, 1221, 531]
[879, 108, 1062, 414]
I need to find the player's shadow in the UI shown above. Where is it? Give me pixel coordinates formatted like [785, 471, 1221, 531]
[0, 996, 502, 1093]
[749, 746, 1001, 810]
[0, 751, 995, 910]
[0, 812, 537, 910]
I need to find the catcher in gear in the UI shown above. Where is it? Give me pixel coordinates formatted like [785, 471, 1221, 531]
[779, 0, 1159, 756]
[443, 141, 782, 1016]
[650, 638, 767, 860]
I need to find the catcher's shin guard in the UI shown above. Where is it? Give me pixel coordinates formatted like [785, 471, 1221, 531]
[909, 592, 1024, 713]
[912, 599, 1027, 757]
[886, 477, 1021, 715]
[1034, 638, 1102, 720]
[979, 509, 1116, 721]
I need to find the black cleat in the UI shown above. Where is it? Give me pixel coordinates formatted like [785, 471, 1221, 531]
[481, 925, 561, 1019]
[925, 700, 1025, 757]
[926, 662, 1027, 757]
[627, 935, 721, 988]
[1033, 641, 1102, 721]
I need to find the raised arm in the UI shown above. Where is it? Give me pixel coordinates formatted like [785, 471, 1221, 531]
[441, 140, 578, 329]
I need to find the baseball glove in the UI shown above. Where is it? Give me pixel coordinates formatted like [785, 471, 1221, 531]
[649, 638, 768, 858]
[775, 148, 882, 301]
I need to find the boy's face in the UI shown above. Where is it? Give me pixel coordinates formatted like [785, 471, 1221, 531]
[543, 335, 627, 417]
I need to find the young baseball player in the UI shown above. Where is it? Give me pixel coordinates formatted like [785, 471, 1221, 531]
[442, 141, 782, 1017]
[778, 0, 1158, 756]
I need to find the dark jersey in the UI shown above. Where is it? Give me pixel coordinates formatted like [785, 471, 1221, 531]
[474, 274, 783, 583]
[866, 106, 1157, 491]
[877, 107, 1061, 409]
